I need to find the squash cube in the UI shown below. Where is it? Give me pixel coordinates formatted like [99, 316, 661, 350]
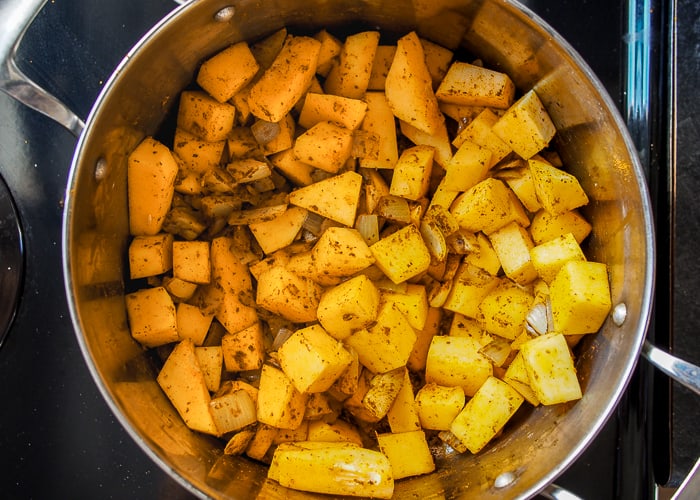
[450, 178, 515, 235]
[530, 209, 592, 245]
[451, 109, 512, 166]
[255, 266, 322, 323]
[387, 369, 421, 433]
[313, 29, 342, 77]
[269, 149, 315, 186]
[504, 165, 542, 213]
[450, 376, 524, 454]
[385, 31, 444, 136]
[421, 37, 453, 88]
[173, 240, 211, 284]
[530, 232, 586, 283]
[492, 90, 556, 159]
[127, 137, 179, 236]
[126, 286, 179, 348]
[288, 171, 363, 226]
[312, 226, 376, 277]
[221, 322, 265, 372]
[156, 339, 218, 435]
[381, 283, 429, 331]
[359, 92, 399, 169]
[377, 430, 435, 480]
[324, 31, 380, 99]
[369, 224, 431, 284]
[293, 121, 354, 173]
[443, 140, 492, 192]
[173, 128, 226, 173]
[307, 419, 363, 446]
[436, 61, 515, 109]
[529, 157, 590, 215]
[195, 346, 222, 393]
[248, 206, 308, 254]
[442, 262, 500, 319]
[177, 90, 236, 142]
[248, 35, 321, 122]
[196, 41, 259, 103]
[415, 383, 465, 430]
[317, 274, 381, 340]
[278, 324, 354, 393]
[407, 306, 442, 372]
[550, 260, 612, 335]
[367, 45, 397, 90]
[176, 302, 213, 346]
[128, 233, 174, 279]
[345, 302, 417, 374]
[425, 335, 493, 397]
[488, 221, 538, 285]
[298, 92, 368, 130]
[520, 333, 582, 405]
[257, 364, 308, 429]
[362, 368, 406, 421]
[477, 281, 534, 340]
[503, 351, 540, 406]
[389, 145, 434, 201]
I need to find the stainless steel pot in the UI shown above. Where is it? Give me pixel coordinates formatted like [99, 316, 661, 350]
[1, 0, 663, 498]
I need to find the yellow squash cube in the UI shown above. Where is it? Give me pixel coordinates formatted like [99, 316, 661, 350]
[311, 227, 376, 278]
[176, 302, 213, 346]
[451, 108, 512, 166]
[324, 31, 380, 99]
[127, 137, 179, 236]
[293, 121, 354, 173]
[221, 322, 265, 372]
[530, 232, 586, 283]
[407, 306, 442, 372]
[415, 383, 465, 430]
[125, 286, 179, 348]
[492, 90, 556, 159]
[370, 224, 431, 284]
[257, 364, 308, 429]
[530, 209, 592, 245]
[195, 346, 223, 393]
[269, 149, 315, 186]
[156, 339, 218, 435]
[443, 140, 492, 192]
[399, 118, 453, 168]
[387, 369, 421, 433]
[172, 240, 211, 285]
[298, 92, 368, 130]
[504, 165, 542, 213]
[288, 171, 363, 226]
[359, 92, 399, 169]
[421, 37, 453, 88]
[177, 90, 236, 142]
[278, 324, 354, 393]
[550, 260, 612, 335]
[450, 376, 524, 454]
[307, 419, 363, 446]
[425, 335, 493, 396]
[442, 262, 500, 319]
[128, 233, 174, 279]
[255, 266, 322, 323]
[196, 41, 259, 103]
[450, 178, 514, 235]
[317, 274, 381, 340]
[436, 61, 515, 109]
[345, 303, 417, 374]
[173, 128, 226, 173]
[389, 145, 434, 201]
[529, 157, 590, 215]
[313, 29, 342, 77]
[381, 283, 429, 331]
[367, 45, 397, 90]
[477, 281, 534, 340]
[248, 206, 309, 254]
[377, 430, 436, 480]
[488, 221, 538, 285]
[520, 333, 582, 405]
[503, 351, 540, 406]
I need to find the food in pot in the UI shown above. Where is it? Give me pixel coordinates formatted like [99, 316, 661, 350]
[123, 27, 612, 498]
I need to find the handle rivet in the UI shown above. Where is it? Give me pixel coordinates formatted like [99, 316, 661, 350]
[612, 303, 627, 327]
[94, 158, 107, 182]
[214, 6, 235, 22]
[494, 471, 516, 489]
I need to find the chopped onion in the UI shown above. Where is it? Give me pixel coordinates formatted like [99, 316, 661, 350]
[420, 218, 448, 261]
[302, 211, 325, 236]
[272, 327, 294, 351]
[251, 119, 281, 145]
[209, 390, 258, 434]
[526, 301, 549, 336]
[479, 336, 512, 367]
[376, 195, 411, 224]
[355, 214, 380, 245]
[228, 204, 288, 225]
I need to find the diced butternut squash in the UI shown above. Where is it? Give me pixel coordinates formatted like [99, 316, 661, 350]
[369, 224, 431, 284]
[415, 383, 465, 430]
[503, 351, 540, 406]
[317, 274, 380, 340]
[529, 156, 589, 215]
[359, 92, 399, 169]
[425, 335, 493, 396]
[442, 262, 500, 319]
[177, 90, 236, 142]
[157, 339, 218, 435]
[488, 221, 538, 285]
[451, 108, 512, 167]
[249, 206, 308, 254]
[307, 419, 363, 446]
[256, 266, 322, 323]
[195, 346, 222, 392]
[221, 322, 265, 372]
[278, 324, 354, 393]
[293, 121, 354, 173]
[288, 171, 363, 226]
[313, 29, 342, 77]
[381, 284, 429, 331]
[128, 233, 174, 279]
[476, 280, 534, 340]
[196, 41, 259, 103]
[450, 178, 515, 235]
[127, 137, 179, 236]
[436, 61, 515, 109]
[385, 31, 444, 136]
[324, 31, 380, 99]
[389, 145, 434, 200]
[248, 35, 321, 122]
[530, 232, 586, 283]
[492, 90, 556, 159]
[442, 140, 492, 192]
[126, 286, 179, 348]
[550, 260, 612, 335]
[386, 369, 421, 433]
[368, 45, 397, 90]
[377, 430, 435, 480]
[530, 209, 592, 245]
[298, 92, 367, 130]
[176, 302, 214, 346]
[407, 306, 442, 372]
[450, 376, 523, 453]
[520, 333, 582, 405]
[311, 226, 376, 277]
[173, 240, 211, 284]
[173, 128, 226, 173]
[257, 364, 308, 429]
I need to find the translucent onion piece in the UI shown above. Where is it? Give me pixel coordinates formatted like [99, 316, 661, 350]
[227, 204, 288, 225]
[209, 390, 258, 434]
[478, 336, 512, 367]
[446, 229, 479, 254]
[227, 158, 272, 184]
[272, 327, 294, 351]
[355, 213, 380, 245]
[420, 218, 448, 261]
[376, 195, 411, 224]
[302, 211, 325, 236]
[251, 119, 281, 145]
[526, 301, 549, 336]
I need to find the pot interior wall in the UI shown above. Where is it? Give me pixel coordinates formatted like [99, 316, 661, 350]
[63, 0, 653, 498]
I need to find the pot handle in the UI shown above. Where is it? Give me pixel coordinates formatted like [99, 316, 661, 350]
[643, 340, 700, 396]
[0, 0, 85, 136]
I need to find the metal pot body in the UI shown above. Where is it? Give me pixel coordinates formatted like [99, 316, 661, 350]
[62, 0, 655, 498]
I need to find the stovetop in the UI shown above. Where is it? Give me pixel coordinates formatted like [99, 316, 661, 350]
[0, 0, 697, 498]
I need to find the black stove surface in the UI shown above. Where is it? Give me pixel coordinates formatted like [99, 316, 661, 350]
[0, 0, 697, 498]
